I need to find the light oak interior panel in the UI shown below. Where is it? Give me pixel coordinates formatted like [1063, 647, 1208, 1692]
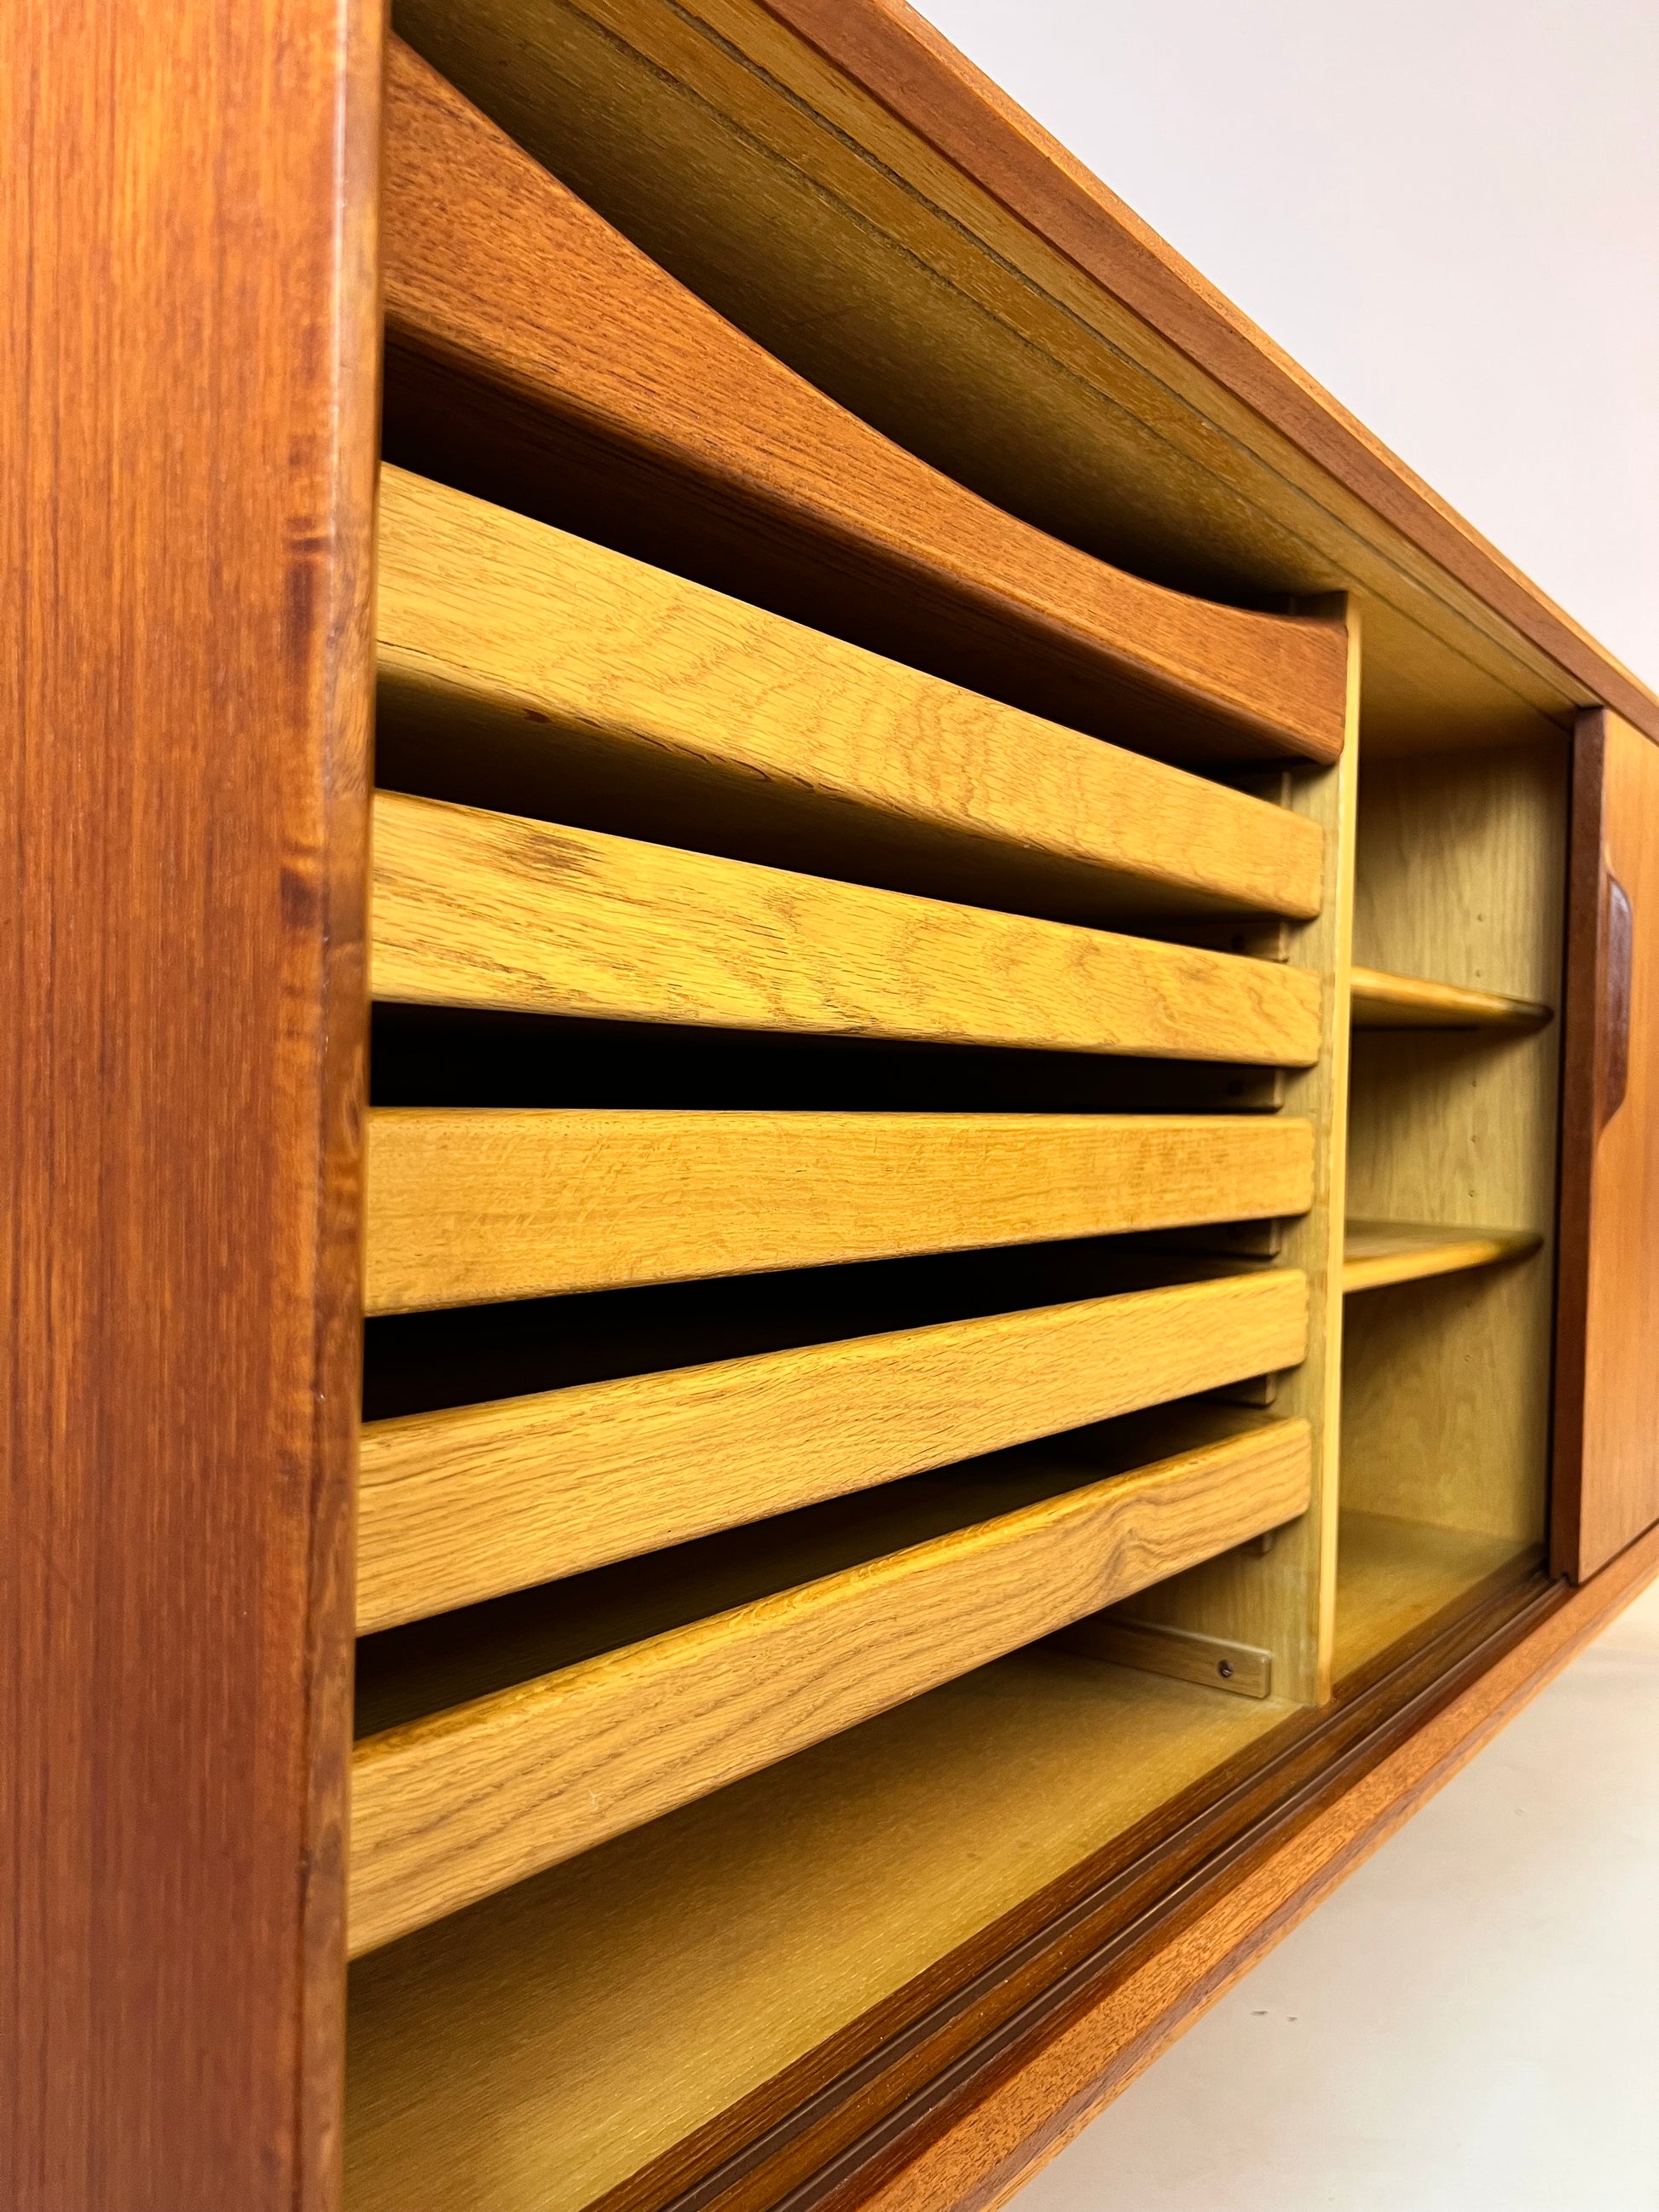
[376, 465, 1325, 925]
[1332, 1510, 1541, 1684]
[1341, 744, 1566, 1650]
[350, 1418, 1310, 1953]
[1084, 614, 1359, 1706]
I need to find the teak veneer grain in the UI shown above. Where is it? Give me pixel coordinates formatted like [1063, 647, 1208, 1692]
[349, 1420, 1313, 1954]
[380, 40, 1350, 765]
[364, 1109, 1317, 1314]
[376, 465, 1326, 924]
[743, 0, 1659, 754]
[357, 1268, 1310, 1630]
[6, 3, 378, 2205]
[370, 790, 1322, 1067]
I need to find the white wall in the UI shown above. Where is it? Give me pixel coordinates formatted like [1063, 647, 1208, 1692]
[916, 0, 1659, 690]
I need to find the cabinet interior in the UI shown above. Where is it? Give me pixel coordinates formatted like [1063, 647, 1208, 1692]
[344, 14, 1579, 2209]
[1337, 742, 1565, 1682]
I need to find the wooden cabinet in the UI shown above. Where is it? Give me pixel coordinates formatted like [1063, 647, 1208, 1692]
[11, 4, 1659, 2208]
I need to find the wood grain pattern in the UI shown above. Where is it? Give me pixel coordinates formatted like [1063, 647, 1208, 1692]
[341, 1516, 1650, 2212]
[1350, 967, 1552, 1030]
[379, 40, 1351, 765]
[1342, 1222, 1540, 1295]
[3, 1, 379, 2204]
[349, 1422, 1312, 1954]
[390, 0, 1626, 761]
[376, 465, 1327, 923]
[749, 0, 1652, 726]
[344, 1651, 1294, 2212]
[364, 1108, 1315, 1314]
[371, 789, 1322, 1066]
[1553, 710, 1659, 1578]
[357, 1268, 1309, 1630]
[1346, 744, 1566, 1545]
[352, 1406, 1292, 1737]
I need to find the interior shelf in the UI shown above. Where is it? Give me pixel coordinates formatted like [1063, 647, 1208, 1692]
[1349, 966, 1552, 1031]
[1342, 1220, 1541, 1296]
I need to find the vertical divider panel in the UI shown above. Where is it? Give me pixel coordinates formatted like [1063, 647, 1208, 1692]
[1086, 600, 1359, 1703]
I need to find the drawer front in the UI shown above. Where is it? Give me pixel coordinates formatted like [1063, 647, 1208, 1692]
[364, 1107, 1315, 1312]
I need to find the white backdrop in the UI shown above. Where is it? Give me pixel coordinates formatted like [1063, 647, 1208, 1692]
[916, 0, 1659, 690]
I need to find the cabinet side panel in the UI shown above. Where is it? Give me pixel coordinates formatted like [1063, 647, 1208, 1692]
[0, 3, 379, 2205]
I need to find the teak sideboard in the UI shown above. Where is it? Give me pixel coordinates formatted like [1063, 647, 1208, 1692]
[11, 3, 1659, 2207]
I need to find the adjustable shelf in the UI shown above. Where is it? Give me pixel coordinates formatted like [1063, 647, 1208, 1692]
[359, 1268, 1309, 1632]
[1342, 1221, 1543, 1296]
[1349, 967, 1552, 1031]
[371, 787, 1322, 1064]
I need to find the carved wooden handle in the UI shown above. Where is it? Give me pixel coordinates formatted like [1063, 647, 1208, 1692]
[1599, 868, 1633, 1131]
